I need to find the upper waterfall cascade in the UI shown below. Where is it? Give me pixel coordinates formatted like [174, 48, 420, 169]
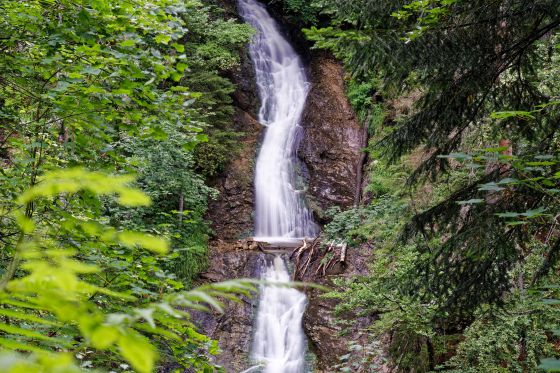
[238, 0, 318, 243]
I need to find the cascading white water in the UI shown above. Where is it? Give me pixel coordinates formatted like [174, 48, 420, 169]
[238, 0, 318, 243]
[237, 0, 314, 371]
[251, 256, 308, 373]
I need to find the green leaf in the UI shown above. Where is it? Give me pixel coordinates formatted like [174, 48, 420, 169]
[437, 152, 472, 160]
[0, 308, 61, 327]
[505, 221, 528, 226]
[0, 337, 52, 353]
[118, 332, 156, 373]
[176, 62, 188, 72]
[479, 182, 505, 192]
[496, 212, 522, 218]
[497, 178, 519, 185]
[134, 308, 155, 328]
[482, 146, 510, 153]
[539, 358, 560, 372]
[118, 231, 169, 254]
[185, 290, 224, 312]
[490, 110, 535, 120]
[15, 212, 35, 233]
[525, 161, 556, 166]
[119, 39, 136, 47]
[172, 43, 185, 52]
[0, 323, 69, 346]
[154, 34, 171, 44]
[520, 207, 547, 218]
[117, 189, 151, 207]
[90, 325, 119, 349]
[541, 299, 560, 305]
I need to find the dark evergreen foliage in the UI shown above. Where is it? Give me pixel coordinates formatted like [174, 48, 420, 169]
[308, 0, 560, 316]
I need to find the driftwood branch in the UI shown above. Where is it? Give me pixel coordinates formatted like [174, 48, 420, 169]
[293, 239, 348, 280]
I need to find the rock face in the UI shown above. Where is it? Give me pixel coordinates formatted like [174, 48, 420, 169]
[193, 249, 263, 372]
[196, 243, 376, 372]
[297, 244, 375, 372]
[299, 53, 364, 221]
[206, 44, 262, 241]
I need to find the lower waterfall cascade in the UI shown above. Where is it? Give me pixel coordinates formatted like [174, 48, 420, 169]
[237, 0, 316, 371]
[251, 257, 308, 373]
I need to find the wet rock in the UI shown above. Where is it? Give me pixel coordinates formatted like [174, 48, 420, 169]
[299, 53, 364, 221]
[206, 46, 262, 241]
[296, 242, 376, 372]
[206, 109, 261, 241]
[194, 248, 311, 372]
[195, 242, 378, 372]
[192, 249, 263, 372]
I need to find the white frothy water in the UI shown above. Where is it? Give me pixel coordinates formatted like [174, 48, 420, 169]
[251, 257, 308, 373]
[237, 0, 314, 371]
[238, 0, 318, 242]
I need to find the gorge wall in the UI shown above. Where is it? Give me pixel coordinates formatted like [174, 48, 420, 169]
[299, 52, 364, 221]
[200, 1, 368, 371]
[206, 31, 261, 242]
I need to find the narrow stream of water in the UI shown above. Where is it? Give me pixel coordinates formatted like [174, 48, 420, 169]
[237, 0, 316, 371]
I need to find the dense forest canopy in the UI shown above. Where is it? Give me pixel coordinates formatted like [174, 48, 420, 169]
[1, 0, 560, 371]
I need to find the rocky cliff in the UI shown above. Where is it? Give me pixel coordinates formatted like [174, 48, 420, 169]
[299, 52, 364, 221]
[194, 250, 263, 372]
[206, 38, 261, 242]
[298, 243, 374, 372]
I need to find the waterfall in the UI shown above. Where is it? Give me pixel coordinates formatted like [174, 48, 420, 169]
[237, 0, 315, 371]
[238, 0, 318, 243]
[251, 257, 308, 373]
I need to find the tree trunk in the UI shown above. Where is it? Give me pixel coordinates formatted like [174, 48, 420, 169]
[354, 122, 369, 207]
[178, 193, 184, 224]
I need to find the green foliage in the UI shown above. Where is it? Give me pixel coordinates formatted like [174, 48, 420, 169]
[323, 196, 406, 246]
[268, 0, 319, 27]
[309, 0, 560, 311]
[391, 0, 458, 42]
[178, 5, 253, 177]
[0, 168, 259, 372]
[1, 0, 203, 158]
[334, 341, 386, 373]
[346, 78, 384, 135]
[0, 0, 255, 370]
[110, 128, 217, 285]
[443, 294, 559, 372]
[306, 0, 560, 174]
[326, 242, 436, 371]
